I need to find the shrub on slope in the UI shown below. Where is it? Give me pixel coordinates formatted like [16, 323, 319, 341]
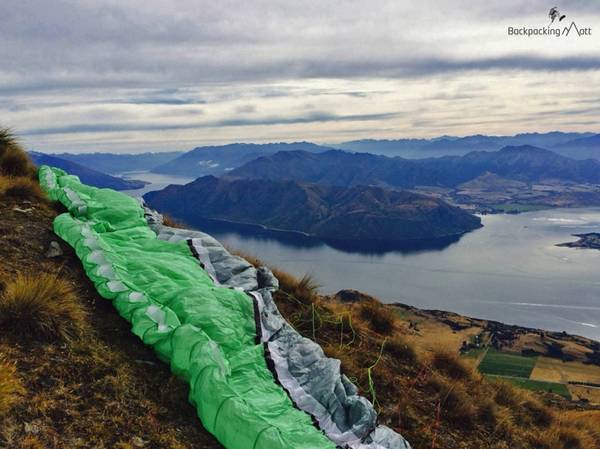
[0, 272, 88, 342]
[1, 176, 45, 200]
[0, 128, 36, 178]
[0, 128, 45, 201]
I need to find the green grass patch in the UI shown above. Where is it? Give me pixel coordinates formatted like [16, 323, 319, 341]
[478, 349, 537, 378]
[486, 375, 571, 398]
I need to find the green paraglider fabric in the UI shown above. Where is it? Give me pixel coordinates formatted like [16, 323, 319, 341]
[38, 165, 335, 449]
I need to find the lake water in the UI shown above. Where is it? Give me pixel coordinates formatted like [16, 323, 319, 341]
[125, 173, 600, 341]
[120, 171, 196, 197]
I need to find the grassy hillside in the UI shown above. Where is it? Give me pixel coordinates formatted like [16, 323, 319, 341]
[0, 129, 222, 449]
[1, 128, 600, 449]
[256, 271, 600, 449]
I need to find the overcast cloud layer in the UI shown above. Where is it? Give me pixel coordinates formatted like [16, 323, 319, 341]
[1, 0, 599, 153]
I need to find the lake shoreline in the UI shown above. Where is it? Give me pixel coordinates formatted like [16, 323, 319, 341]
[125, 177, 600, 341]
[558, 233, 600, 250]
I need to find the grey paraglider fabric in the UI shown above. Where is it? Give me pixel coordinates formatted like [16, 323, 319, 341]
[142, 202, 412, 449]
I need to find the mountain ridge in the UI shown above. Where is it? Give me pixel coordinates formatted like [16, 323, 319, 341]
[151, 142, 336, 177]
[28, 152, 147, 190]
[143, 175, 482, 241]
[230, 145, 600, 188]
[333, 131, 598, 158]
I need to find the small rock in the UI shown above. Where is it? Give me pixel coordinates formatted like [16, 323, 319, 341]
[45, 241, 63, 258]
[132, 436, 146, 447]
[13, 206, 33, 214]
[134, 359, 157, 366]
[24, 422, 40, 434]
[334, 289, 376, 303]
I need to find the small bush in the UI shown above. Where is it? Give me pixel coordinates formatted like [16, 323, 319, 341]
[525, 431, 554, 449]
[0, 128, 36, 178]
[477, 397, 498, 428]
[385, 336, 417, 363]
[0, 151, 35, 181]
[273, 269, 319, 304]
[0, 356, 24, 417]
[426, 373, 478, 428]
[523, 398, 554, 427]
[296, 274, 320, 299]
[494, 380, 521, 408]
[162, 213, 185, 228]
[558, 428, 586, 449]
[431, 350, 471, 380]
[493, 406, 517, 440]
[358, 300, 395, 335]
[2, 176, 44, 200]
[0, 272, 88, 342]
[0, 128, 18, 158]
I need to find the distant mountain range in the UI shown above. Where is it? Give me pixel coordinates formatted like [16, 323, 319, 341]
[333, 132, 599, 159]
[29, 152, 147, 190]
[230, 145, 600, 188]
[143, 176, 481, 241]
[151, 142, 335, 177]
[34, 132, 599, 182]
[53, 151, 183, 174]
[552, 135, 600, 160]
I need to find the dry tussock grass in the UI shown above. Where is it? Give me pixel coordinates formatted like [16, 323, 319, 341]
[384, 335, 417, 363]
[0, 355, 24, 417]
[268, 265, 600, 449]
[0, 128, 45, 202]
[0, 128, 36, 178]
[1, 176, 45, 200]
[358, 300, 396, 335]
[162, 213, 186, 228]
[431, 349, 472, 380]
[0, 272, 88, 342]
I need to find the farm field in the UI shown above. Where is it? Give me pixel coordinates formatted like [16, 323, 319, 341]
[476, 349, 574, 398]
[486, 375, 571, 398]
[477, 349, 537, 378]
[531, 356, 600, 385]
[399, 309, 482, 354]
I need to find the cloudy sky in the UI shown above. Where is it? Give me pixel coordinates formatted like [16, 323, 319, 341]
[1, 0, 599, 153]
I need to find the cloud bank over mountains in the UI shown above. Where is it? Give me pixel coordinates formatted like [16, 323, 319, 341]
[1, 0, 599, 152]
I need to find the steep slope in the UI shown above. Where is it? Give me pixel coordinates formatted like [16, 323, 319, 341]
[29, 152, 146, 190]
[7, 175, 600, 449]
[231, 145, 600, 188]
[143, 176, 481, 241]
[152, 142, 336, 177]
[0, 176, 222, 449]
[3, 132, 600, 449]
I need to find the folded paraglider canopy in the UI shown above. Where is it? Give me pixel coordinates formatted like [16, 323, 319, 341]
[39, 165, 412, 449]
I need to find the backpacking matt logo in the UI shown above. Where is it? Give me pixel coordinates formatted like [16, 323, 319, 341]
[508, 7, 592, 37]
[548, 7, 566, 25]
